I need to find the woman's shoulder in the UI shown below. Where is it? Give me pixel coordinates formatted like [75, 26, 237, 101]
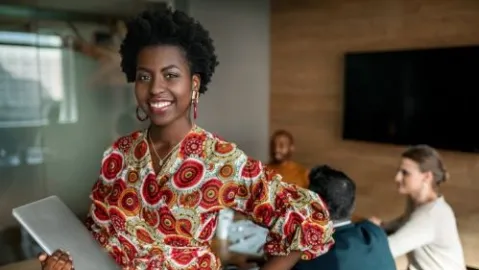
[187, 126, 246, 162]
[105, 129, 146, 155]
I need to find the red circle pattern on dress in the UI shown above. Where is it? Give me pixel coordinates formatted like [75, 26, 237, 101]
[134, 141, 148, 160]
[107, 180, 127, 206]
[127, 170, 139, 184]
[214, 141, 234, 155]
[199, 179, 222, 210]
[101, 152, 124, 181]
[173, 159, 205, 190]
[115, 136, 133, 153]
[180, 133, 206, 158]
[219, 182, 238, 207]
[253, 203, 276, 227]
[141, 174, 162, 206]
[240, 157, 262, 179]
[119, 188, 141, 216]
[300, 223, 325, 248]
[158, 207, 177, 235]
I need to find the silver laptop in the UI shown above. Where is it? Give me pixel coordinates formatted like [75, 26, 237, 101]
[12, 196, 119, 270]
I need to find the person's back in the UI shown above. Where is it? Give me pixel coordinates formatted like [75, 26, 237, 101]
[293, 165, 396, 270]
[295, 220, 395, 270]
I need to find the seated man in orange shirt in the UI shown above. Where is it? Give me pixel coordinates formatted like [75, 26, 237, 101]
[266, 130, 309, 188]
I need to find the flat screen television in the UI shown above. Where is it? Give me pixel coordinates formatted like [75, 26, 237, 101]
[342, 45, 479, 153]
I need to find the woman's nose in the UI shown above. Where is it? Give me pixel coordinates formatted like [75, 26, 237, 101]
[149, 77, 167, 94]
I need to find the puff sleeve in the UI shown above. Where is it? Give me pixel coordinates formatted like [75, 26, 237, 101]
[226, 148, 335, 260]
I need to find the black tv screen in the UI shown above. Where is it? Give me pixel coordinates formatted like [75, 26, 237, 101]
[342, 45, 479, 153]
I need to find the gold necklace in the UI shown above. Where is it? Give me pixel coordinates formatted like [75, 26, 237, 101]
[147, 131, 181, 167]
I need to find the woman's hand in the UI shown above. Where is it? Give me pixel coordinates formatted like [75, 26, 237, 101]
[38, 249, 74, 270]
[368, 216, 382, 226]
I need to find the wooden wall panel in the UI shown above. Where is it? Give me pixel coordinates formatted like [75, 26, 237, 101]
[271, 0, 479, 266]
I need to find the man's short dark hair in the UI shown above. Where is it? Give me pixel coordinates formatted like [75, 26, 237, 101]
[309, 165, 356, 221]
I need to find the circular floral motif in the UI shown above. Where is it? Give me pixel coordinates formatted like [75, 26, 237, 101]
[127, 170, 139, 184]
[141, 207, 159, 227]
[199, 179, 222, 210]
[141, 174, 161, 206]
[240, 157, 262, 179]
[134, 140, 148, 160]
[119, 188, 141, 216]
[172, 159, 205, 190]
[219, 182, 238, 207]
[115, 135, 133, 153]
[92, 180, 112, 202]
[158, 207, 177, 235]
[109, 207, 126, 232]
[214, 141, 234, 155]
[301, 223, 325, 248]
[218, 164, 235, 181]
[179, 190, 201, 208]
[180, 133, 206, 157]
[253, 203, 276, 226]
[236, 185, 248, 198]
[204, 139, 241, 163]
[106, 180, 127, 206]
[101, 152, 123, 181]
[198, 253, 214, 270]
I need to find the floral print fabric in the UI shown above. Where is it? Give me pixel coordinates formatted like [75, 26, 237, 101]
[85, 126, 334, 269]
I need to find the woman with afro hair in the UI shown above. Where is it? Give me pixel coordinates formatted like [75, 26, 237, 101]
[38, 7, 334, 270]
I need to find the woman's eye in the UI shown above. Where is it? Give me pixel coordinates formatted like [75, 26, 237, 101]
[137, 74, 151, 82]
[165, 73, 178, 79]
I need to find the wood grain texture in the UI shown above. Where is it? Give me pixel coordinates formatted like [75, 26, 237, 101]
[271, 0, 479, 266]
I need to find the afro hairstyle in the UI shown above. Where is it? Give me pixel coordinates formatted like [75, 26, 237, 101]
[119, 7, 219, 94]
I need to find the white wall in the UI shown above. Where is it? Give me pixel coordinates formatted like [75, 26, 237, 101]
[189, 0, 271, 162]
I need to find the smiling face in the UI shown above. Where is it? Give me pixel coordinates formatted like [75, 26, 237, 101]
[134, 45, 200, 127]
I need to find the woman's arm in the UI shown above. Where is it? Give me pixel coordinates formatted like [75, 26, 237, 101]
[387, 210, 435, 257]
[220, 143, 335, 268]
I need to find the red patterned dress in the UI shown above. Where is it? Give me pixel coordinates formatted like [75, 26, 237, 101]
[85, 126, 334, 269]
